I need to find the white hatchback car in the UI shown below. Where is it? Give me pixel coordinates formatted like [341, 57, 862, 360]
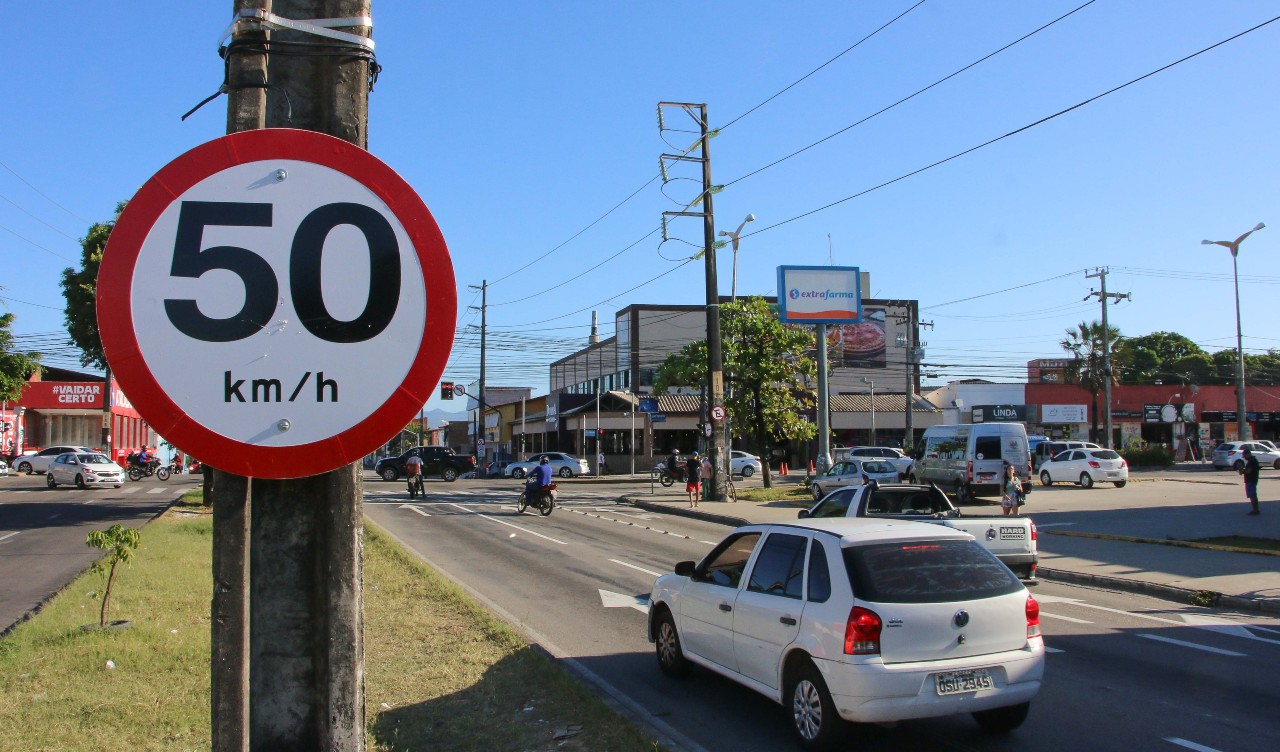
[730, 450, 763, 477]
[505, 452, 590, 479]
[46, 452, 125, 489]
[649, 518, 1043, 749]
[1039, 448, 1129, 488]
[811, 459, 900, 500]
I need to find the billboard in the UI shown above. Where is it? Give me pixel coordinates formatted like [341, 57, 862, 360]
[824, 306, 887, 368]
[776, 266, 862, 324]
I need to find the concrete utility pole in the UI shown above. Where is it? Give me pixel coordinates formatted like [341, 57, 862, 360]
[214, 2, 373, 750]
[1085, 268, 1130, 449]
[816, 324, 831, 471]
[470, 281, 488, 475]
[659, 101, 727, 500]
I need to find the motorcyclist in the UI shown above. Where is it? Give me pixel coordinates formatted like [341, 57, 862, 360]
[525, 455, 554, 502]
[666, 448, 683, 482]
[137, 446, 152, 466]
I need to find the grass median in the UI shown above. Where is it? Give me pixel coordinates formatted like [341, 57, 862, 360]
[0, 492, 660, 752]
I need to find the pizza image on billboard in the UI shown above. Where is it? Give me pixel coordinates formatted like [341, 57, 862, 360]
[828, 308, 887, 368]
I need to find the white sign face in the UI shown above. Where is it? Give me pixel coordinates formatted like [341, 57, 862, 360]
[1042, 404, 1088, 423]
[98, 130, 455, 479]
[776, 266, 862, 324]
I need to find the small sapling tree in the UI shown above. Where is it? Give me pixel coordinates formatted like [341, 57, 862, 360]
[85, 524, 141, 628]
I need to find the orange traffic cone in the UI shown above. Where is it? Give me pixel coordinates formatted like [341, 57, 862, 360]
[780, 460, 789, 476]
[809, 459, 815, 474]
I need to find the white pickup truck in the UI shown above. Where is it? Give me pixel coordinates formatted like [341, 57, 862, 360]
[798, 482, 1038, 580]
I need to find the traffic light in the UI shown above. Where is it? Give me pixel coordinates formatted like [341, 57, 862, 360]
[440, 381, 454, 400]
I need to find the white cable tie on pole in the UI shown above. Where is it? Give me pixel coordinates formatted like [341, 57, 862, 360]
[220, 9, 375, 51]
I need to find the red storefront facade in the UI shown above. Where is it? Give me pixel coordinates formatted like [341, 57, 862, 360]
[5, 371, 155, 466]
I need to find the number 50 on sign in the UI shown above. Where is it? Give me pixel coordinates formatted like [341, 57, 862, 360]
[98, 129, 456, 479]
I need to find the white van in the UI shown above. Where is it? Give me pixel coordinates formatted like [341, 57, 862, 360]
[909, 423, 1032, 502]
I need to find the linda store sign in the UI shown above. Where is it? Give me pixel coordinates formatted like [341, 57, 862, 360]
[972, 404, 1026, 423]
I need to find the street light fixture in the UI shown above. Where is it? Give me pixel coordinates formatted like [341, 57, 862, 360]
[862, 377, 876, 445]
[1202, 222, 1266, 441]
[718, 213, 755, 301]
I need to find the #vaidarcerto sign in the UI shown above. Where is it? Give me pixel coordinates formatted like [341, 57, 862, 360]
[776, 266, 862, 324]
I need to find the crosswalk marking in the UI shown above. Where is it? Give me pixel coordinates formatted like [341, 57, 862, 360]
[1138, 634, 1246, 657]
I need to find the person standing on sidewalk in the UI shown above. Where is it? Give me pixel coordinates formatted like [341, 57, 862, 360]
[1240, 447, 1261, 515]
[1000, 463, 1022, 517]
[686, 451, 703, 507]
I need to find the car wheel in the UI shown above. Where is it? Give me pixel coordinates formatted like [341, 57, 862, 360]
[559, 467, 573, 478]
[512, 468, 526, 479]
[1040, 471, 1052, 486]
[972, 701, 1030, 734]
[379, 467, 399, 482]
[811, 484, 824, 501]
[788, 659, 842, 750]
[1080, 473, 1094, 489]
[742, 465, 755, 477]
[654, 608, 690, 677]
[18, 461, 32, 474]
[76, 474, 87, 490]
[47, 473, 57, 488]
[442, 468, 459, 482]
[1114, 480, 1127, 488]
[1234, 460, 1245, 472]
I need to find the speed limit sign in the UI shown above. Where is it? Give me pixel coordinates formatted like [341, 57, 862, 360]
[97, 129, 456, 479]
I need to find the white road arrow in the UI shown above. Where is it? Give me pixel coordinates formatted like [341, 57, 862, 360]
[599, 589, 650, 613]
[399, 504, 431, 517]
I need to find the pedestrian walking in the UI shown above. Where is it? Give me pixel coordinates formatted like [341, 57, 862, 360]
[1000, 463, 1022, 517]
[597, 449, 607, 476]
[1240, 447, 1261, 515]
[686, 451, 703, 507]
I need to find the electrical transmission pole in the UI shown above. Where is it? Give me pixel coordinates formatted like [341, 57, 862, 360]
[1085, 267, 1130, 449]
[470, 281, 488, 477]
[659, 102, 727, 500]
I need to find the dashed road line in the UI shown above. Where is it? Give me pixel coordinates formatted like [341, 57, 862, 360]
[1138, 634, 1246, 657]
[1165, 737, 1223, 752]
[610, 558, 664, 578]
[0, 531, 18, 543]
[444, 503, 568, 545]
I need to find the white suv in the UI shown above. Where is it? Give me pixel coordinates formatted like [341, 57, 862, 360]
[649, 518, 1044, 748]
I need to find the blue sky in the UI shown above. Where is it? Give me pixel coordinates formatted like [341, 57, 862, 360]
[3, 1, 1277, 416]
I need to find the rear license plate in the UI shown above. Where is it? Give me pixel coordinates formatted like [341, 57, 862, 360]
[999, 526, 1025, 539]
[977, 472, 996, 481]
[935, 668, 994, 696]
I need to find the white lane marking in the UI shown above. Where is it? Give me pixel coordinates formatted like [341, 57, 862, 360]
[121, 486, 140, 493]
[147, 487, 166, 494]
[83, 498, 97, 505]
[1040, 611, 1094, 624]
[399, 504, 430, 517]
[1165, 738, 1224, 752]
[594, 508, 658, 520]
[1044, 646, 1066, 653]
[445, 503, 568, 545]
[0, 531, 18, 543]
[610, 558, 664, 578]
[1138, 634, 1246, 657]
[698, 540, 717, 545]
[1177, 614, 1280, 646]
[599, 589, 650, 613]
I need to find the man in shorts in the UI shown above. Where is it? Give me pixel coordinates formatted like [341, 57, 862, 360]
[405, 452, 424, 499]
[686, 451, 703, 507]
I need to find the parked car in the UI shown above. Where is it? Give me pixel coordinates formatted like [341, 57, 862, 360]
[648, 518, 1043, 748]
[375, 446, 475, 482]
[505, 452, 590, 479]
[1258, 439, 1280, 452]
[911, 424, 1032, 503]
[13, 445, 96, 475]
[810, 459, 899, 500]
[46, 451, 125, 489]
[1039, 448, 1128, 488]
[0, 458, 9, 476]
[835, 446, 914, 478]
[1032, 440, 1100, 471]
[799, 482, 1039, 580]
[730, 450, 762, 477]
[1211, 441, 1280, 471]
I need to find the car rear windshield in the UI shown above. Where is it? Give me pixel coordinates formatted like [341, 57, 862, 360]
[842, 540, 1022, 604]
[862, 461, 896, 474]
[1092, 450, 1121, 460]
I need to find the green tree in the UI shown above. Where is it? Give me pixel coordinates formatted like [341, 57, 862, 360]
[60, 204, 125, 369]
[1113, 331, 1202, 384]
[1060, 320, 1123, 443]
[86, 523, 141, 628]
[654, 297, 817, 488]
[0, 311, 42, 402]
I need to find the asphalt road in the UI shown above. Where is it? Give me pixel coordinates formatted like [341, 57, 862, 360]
[0, 471, 199, 634]
[365, 476, 1280, 752]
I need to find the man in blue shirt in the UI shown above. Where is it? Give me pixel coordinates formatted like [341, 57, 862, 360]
[525, 455, 554, 501]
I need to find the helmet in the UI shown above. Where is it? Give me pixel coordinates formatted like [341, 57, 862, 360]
[540, 456, 550, 464]
[691, 451, 700, 457]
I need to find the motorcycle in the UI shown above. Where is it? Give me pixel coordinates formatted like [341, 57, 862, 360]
[125, 453, 170, 482]
[655, 461, 685, 488]
[517, 482, 558, 516]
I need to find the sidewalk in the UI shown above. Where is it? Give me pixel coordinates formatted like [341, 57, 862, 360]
[621, 483, 1280, 615]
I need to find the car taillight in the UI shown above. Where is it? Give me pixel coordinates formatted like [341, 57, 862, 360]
[844, 606, 882, 655]
[966, 460, 973, 482]
[1026, 595, 1041, 639]
[1029, 518, 1037, 541]
[1088, 460, 1101, 468]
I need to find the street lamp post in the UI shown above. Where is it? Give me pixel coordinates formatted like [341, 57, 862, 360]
[1203, 222, 1266, 441]
[863, 377, 876, 445]
[718, 213, 755, 301]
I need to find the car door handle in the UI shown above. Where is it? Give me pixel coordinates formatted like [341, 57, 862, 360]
[780, 616, 797, 626]
[719, 603, 732, 612]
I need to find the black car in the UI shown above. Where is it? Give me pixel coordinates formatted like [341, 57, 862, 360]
[375, 446, 475, 483]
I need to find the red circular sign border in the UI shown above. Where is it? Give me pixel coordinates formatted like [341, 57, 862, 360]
[97, 129, 456, 479]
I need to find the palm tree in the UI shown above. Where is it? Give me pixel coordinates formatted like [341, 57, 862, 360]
[1060, 321, 1122, 443]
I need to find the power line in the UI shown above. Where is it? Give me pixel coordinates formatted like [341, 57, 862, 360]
[0, 158, 92, 226]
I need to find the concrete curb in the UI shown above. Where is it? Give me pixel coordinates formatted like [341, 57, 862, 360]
[1037, 567, 1280, 615]
[625, 498, 751, 528]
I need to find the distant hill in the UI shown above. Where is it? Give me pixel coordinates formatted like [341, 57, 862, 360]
[424, 408, 467, 426]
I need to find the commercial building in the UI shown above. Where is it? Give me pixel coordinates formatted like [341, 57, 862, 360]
[5, 366, 156, 465]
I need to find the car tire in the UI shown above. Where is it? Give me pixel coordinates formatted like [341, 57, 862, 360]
[654, 608, 690, 677]
[18, 461, 32, 474]
[1040, 471, 1053, 487]
[811, 484, 824, 501]
[1114, 480, 1127, 488]
[559, 467, 573, 478]
[76, 474, 87, 489]
[788, 659, 842, 750]
[1234, 460, 1245, 472]
[442, 468, 459, 483]
[379, 467, 399, 482]
[1080, 473, 1094, 489]
[742, 465, 755, 477]
[972, 701, 1030, 734]
[47, 473, 57, 488]
[512, 468, 526, 479]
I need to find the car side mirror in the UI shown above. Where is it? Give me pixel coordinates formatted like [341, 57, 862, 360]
[797, 509, 810, 519]
[674, 560, 696, 577]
